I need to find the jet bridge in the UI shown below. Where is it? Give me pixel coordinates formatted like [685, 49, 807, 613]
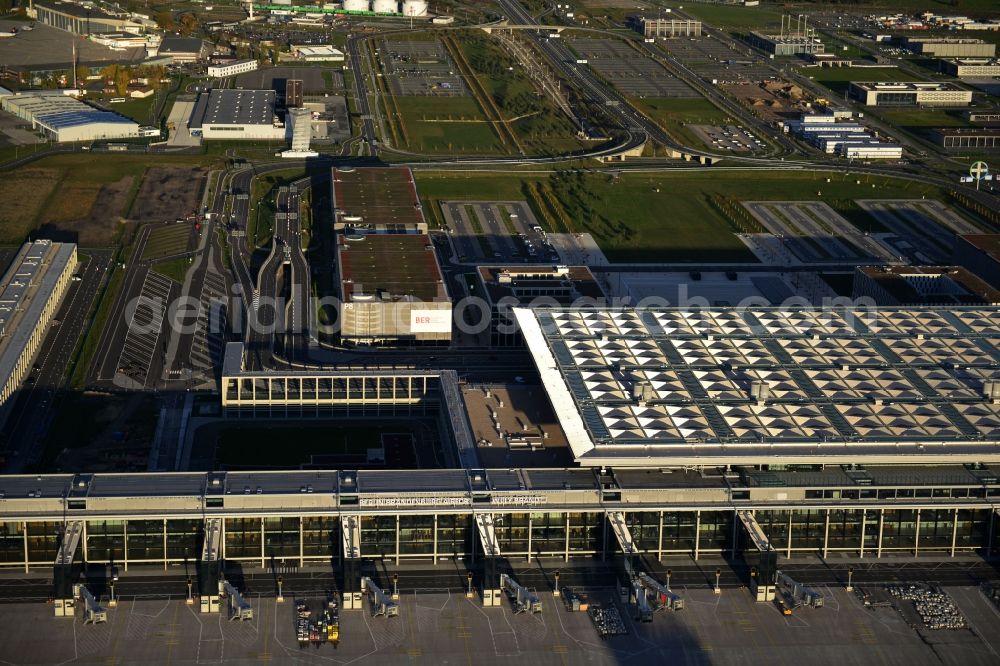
[200, 518, 223, 613]
[54, 521, 84, 617]
[74, 584, 107, 624]
[776, 570, 824, 608]
[737, 510, 777, 602]
[222, 580, 254, 620]
[362, 577, 399, 617]
[475, 513, 502, 607]
[342, 514, 363, 610]
[636, 572, 685, 612]
[500, 573, 542, 614]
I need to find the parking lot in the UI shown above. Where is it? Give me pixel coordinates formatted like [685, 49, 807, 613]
[115, 270, 174, 388]
[379, 39, 468, 96]
[690, 124, 763, 152]
[856, 200, 982, 264]
[441, 200, 555, 264]
[3, 583, 1000, 665]
[234, 66, 343, 93]
[744, 201, 901, 263]
[661, 36, 773, 83]
[571, 39, 697, 98]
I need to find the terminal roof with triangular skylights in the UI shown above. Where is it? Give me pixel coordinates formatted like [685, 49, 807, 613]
[513, 307, 1000, 467]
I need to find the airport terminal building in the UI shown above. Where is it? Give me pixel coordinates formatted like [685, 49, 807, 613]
[3, 306, 1000, 581]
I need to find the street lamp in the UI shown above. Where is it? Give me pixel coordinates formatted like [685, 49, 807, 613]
[714, 568, 722, 595]
[666, 569, 672, 591]
[186, 578, 193, 605]
[392, 574, 399, 600]
[554, 571, 560, 597]
[467, 572, 474, 598]
[846, 566, 854, 592]
[277, 575, 284, 603]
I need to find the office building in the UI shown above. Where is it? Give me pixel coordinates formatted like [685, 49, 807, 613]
[207, 59, 258, 78]
[748, 32, 825, 56]
[940, 58, 1000, 78]
[0, 240, 77, 430]
[782, 112, 902, 158]
[848, 81, 972, 107]
[637, 17, 702, 38]
[930, 128, 1000, 150]
[905, 37, 995, 58]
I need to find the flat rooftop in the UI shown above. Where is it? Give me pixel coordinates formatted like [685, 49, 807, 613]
[477, 265, 605, 306]
[337, 233, 447, 302]
[960, 234, 1000, 261]
[36, 1, 123, 19]
[851, 81, 966, 92]
[331, 167, 425, 227]
[514, 306, 1000, 467]
[858, 265, 1000, 305]
[189, 89, 276, 128]
[158, 36, 205, 54]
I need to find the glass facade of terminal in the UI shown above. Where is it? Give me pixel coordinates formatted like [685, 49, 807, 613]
[2, 506, 998, 572]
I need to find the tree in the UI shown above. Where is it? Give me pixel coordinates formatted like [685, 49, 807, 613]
[75, 65, 89, 88]
[154, 11, 175, 31]
[114, 66, 131, 97]
[178, 12, 198, 35]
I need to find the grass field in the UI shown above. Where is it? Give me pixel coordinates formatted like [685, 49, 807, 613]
[808, 66, 917, 95]
[141, 224, 192, 260]
[634, 98, 734, 149]
[394, 96, 503, 154]
[108, 95, 158, 125]
[0, 167, 60, 243]
[151, 256, 192, 283]
[416, 170, 944, 262]
[215, 425, 385, 468]
[661, 1, 782, 30]
[877, 108, 972, 128]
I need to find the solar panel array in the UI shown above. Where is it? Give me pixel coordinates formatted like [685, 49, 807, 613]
[530, 308, 1000, 449]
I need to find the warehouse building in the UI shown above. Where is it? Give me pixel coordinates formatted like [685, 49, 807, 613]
[848, 81, 972, 107]
[333, 168, 451, 346]
[0, 240, 77, 430]
[35, 1, 140, 35]
[782, 111, 902, 159]
[291, 45, 345, 62]
[853, 265, 1000, 305]
[158, 36, 207, 63]
[0, 92, 139, 142]
[930, 128, 1000, 150]
[748, 32, 825, 56]
[207, 59, 258, 78]
[188, 89, 285, 140]
[636, 17, 702, 38]
[904, 37, 995, 58]
[940, 58, 1000, 78]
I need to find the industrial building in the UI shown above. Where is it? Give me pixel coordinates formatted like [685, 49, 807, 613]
[904, 37, 995, 58]
[853, 266, 1000, 305]
[0, 240, 77, 430]
[848, 81, 972, 107]
[0, 91, 139, 142]
[207, 59, 258, 78]
[748, 32, 825, 56]
[940, 58, 1000, 78]
[188, 89, 285, 140]
[782, 112, 902, 159]
[636, 17, 702, 38]
[475, 265, 605, 346]
[930, 128, 1000, 150]
[332, 168, 451, 345]
[158, 36, 207, 63]
[34, 1, 141, 35]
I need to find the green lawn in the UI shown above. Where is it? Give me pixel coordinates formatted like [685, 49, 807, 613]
[661, 1, 782, 30]
[877, 108, 972, 128]
[634, 98, 734, 149]
[416, 170, 945, 262]
[394, 96, 503, 154]
[108, 95, 158, 125]
[214, 425, 387, 468]
[151, 256, 192, 283]
[808, 66, 917, 95]
[141, 224, 193, 260]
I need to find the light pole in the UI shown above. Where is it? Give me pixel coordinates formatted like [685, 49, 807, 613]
[467, 572, 474, 598]
[846, 566, 854, 592]
[186, 578, 194, 605]
[714, 569, 722, 595]
[666, 569, 672, 591]
[277, 575, 284, 603]
[554, 571, 560, 597]
[392, 574, 399, 600]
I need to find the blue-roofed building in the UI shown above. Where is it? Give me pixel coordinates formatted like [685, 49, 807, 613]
[0, 91, 139, 142]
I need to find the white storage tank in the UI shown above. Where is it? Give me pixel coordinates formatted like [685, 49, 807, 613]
[342, 0, 369, 12]
[402, 0, 427, 16]
[373, 0, 398, 14]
